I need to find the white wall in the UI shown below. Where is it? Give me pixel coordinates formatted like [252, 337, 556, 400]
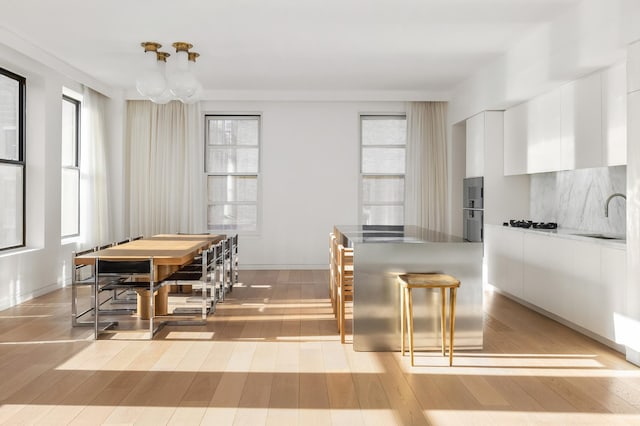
[0, 43, 124, 311]
[201, 100, 404, 268]
[624, 40, 640, 365]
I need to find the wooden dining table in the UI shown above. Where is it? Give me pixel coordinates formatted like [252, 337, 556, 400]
[75, 234, 225, 318]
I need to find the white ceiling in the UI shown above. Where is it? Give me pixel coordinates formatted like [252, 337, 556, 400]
[0, 0, 581, 95]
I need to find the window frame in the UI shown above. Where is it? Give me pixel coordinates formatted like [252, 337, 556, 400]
[359, 114, 407, 226]
[61, 94, 81, 239]
[0, 67, 26, 251]
[204, 114, 261, 234]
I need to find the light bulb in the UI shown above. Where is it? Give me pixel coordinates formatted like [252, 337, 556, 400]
[150, 89, 173, 104]
[136, 50, 166, 98]
[179, 81, 203, 104]
[168, 48, 198, 98]
[178, 53, 202, 103]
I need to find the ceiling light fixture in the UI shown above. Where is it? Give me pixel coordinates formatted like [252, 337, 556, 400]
[136, 41, 202, 104]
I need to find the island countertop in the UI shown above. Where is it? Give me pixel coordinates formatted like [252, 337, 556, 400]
[335, 225, 466, 244]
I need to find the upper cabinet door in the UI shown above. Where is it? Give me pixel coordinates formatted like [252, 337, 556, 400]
[561, 72, 603, 169]
[527, 89, 562, 173]
[504, 102, 528, 176]
[465, 113, 484, 178]
[602, 62, 627, 166]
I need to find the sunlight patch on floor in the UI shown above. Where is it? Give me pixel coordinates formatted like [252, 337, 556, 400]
[425, 410, 640, 425]
[165, 331, 215, 340]
[0, 314, 53, 319]
[0, 338, 90, 345]
[397, 352, 640, 378]
[216, 314, 336, 321]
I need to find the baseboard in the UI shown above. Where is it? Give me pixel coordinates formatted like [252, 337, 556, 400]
[0, 281, 65, 312]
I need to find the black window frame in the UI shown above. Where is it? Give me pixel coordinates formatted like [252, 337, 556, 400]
[0, 67, 26, 251]
[61, 94, 81, 239]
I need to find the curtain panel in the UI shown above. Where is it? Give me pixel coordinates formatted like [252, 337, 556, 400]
[80, 87, 112, 246]
[125, 101, 204, 237]
[405, 101, 449, 232]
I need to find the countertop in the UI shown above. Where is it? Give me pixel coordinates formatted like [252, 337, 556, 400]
[335, 225, 468, 244]
[486, 223, 626, 249]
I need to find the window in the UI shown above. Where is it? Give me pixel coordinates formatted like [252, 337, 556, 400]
[0, 68, 25, 251]
[61, 95, 80, 238]
[360, 115, 407, 226]
[205, 115, 260, 232]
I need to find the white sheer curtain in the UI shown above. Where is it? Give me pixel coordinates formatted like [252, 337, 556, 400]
[80, 87, 112, 246]
[405, 102, 449, 232]
[126, 100, 204, 237]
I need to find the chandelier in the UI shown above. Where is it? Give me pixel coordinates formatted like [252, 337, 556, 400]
[136, 41, 202, 104]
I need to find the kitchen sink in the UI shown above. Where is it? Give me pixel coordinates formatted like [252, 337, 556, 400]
[572, 233, 626, 241]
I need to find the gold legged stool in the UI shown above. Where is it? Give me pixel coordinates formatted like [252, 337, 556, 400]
[398, 273, 460, 366]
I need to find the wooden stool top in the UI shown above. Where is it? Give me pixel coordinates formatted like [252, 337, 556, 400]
[398, 273, 460, 289]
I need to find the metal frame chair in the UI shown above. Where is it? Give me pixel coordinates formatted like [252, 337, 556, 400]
[94, 257, 160, 339]
[71, 246, 132, 328]
[228, 234, 239, 292]
[163, 243, 218, 321]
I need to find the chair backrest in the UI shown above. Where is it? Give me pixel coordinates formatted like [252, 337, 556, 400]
[96, 258, 153, 275]
[213, 240, 225, 264]
[338, 245, 354, 285]
[75, 246, 97, 258]
[200, 244, 218, 280]
[97, 242, 115, 251]
[73, 247, 99, 281]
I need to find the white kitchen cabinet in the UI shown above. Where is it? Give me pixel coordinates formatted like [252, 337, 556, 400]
[485, 226, 524, 298]
[527, 89, 562, 173]
[503, 102, 528, 176]
[602, 62, 627, 166]
[561, 72, 602, 169]
[563, 239, 602, 330]
[465, 113, 484, 177]
[490, 228, 627, 348]
[596, 246, 627, 341]
[504, 63, 626, 175]
[627, 40, 640, 93]
[523, 232, 572, 317]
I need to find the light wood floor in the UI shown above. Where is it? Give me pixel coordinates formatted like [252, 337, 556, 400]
[1, 270, 640, 425]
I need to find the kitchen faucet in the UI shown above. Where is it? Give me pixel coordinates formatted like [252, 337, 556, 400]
[604, 193, 626, 217]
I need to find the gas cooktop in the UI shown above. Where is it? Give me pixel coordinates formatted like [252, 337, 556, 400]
[506, 220, 558, 229]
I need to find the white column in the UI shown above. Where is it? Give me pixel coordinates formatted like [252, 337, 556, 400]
[622, 40, 640, 365]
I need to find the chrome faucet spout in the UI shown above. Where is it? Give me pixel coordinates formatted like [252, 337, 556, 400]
[604, 193, 626, 217]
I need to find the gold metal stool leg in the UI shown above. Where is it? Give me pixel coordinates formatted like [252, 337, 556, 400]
[407, 287, 415, 366]
[440, 287, 446, 357]
[400, 281, 406, 356]
[449, 287, 457, 366]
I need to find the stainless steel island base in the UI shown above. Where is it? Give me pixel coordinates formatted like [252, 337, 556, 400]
[336, 226, 483, 352]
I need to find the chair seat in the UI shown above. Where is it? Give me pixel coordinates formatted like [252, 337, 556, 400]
[398, 273, 460, 289]
[100, 280, 155, 291]
[166, 270, 204, 281]
[73, 276, 126, 286]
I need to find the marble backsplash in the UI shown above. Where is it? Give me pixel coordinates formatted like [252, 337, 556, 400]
[530, 166, 626, 235]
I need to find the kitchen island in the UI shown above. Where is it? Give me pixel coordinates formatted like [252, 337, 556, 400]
[335, 225, 483, 352]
